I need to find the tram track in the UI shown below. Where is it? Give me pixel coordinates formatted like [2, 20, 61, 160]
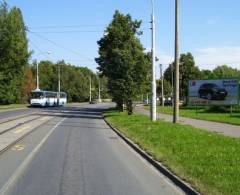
[0, 115, 43, 136]
[0, 112, 39, 125]
[0, 114, 56, 155]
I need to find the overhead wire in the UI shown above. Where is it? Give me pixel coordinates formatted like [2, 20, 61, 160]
[28, 30, 94, 61]
[28, 39, 51, 59]
[29, 30, 105, 34]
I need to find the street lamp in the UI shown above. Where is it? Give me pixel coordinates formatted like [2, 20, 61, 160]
[150, 0, 157, 121]
[35, 51, 51, 91]
[173, 0, 180, 123]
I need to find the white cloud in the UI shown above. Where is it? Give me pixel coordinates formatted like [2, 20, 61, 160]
[193, 47, 240, 70]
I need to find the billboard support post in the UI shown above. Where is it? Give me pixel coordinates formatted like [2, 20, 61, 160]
[195, 105, 198, 115]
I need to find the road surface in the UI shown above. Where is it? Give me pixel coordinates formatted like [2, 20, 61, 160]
[0, 103, 185, 195]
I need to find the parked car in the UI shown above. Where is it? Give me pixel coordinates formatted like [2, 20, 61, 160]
[198, 83, 228, 100]
[89, 99, 97, 104]
[164, 98, 172, 106]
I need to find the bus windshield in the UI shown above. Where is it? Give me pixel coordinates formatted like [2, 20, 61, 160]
[31, 92, 44, 99]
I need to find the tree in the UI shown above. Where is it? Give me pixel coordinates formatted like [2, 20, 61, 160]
[164, 62, 174, 96]
[96, 10, 149, 114]
[156, 79, 172, 98]
[212, 65, 240, 79]
[0, 2, 30, 104]
[199, 69, 214, 80]
[20, 67, 35, 103]
[179, 53, 201, 102]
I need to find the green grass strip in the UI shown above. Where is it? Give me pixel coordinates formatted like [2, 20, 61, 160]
[104, 109, 240, 195]
[145, 105, 240, 126]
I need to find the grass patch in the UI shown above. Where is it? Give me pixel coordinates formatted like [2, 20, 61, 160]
[0, 104, 28, 111]
[104, 109, 240, 195]
[144, 105, 240, 126]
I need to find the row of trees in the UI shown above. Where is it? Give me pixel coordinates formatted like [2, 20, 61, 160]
[0, 2, 30, 104]
[30, 61, 109, 102]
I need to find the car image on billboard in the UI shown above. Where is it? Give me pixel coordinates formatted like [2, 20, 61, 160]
[189, 79, 239, 106]
[198, 83, 228, 100]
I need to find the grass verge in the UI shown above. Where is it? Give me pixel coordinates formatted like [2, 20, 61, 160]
[0, 104, 28, 111]
[144, 105, 240, 126]
[104, 109, 240, 195]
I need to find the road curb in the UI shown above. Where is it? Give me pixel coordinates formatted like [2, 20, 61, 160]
[103, 116, 200, 195]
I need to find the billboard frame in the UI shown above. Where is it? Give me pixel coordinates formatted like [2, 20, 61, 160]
[188, 78, 240, 107]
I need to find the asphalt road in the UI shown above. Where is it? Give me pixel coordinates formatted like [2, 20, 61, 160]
[0, 103, 185, 195]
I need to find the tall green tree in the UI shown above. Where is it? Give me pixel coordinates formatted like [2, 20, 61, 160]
[164, 53, 201, 104]
[179, 53, 201, 102]
[0, 2, 30, 104]
[96, 10, 149, 114]
[156, 79, 172, 98]
[212, 65, 240, 79]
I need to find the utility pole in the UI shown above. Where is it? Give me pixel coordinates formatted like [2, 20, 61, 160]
[160, 64, 164, 107]
[150, 0, 157, 121]
[98, 77, 101, 103]
[171, 63, 174, 102]
[89, 76, 92, 102]
[36, 60, 39, 90]
[173, 0, 180, 123]
[58, 63, 61, 105]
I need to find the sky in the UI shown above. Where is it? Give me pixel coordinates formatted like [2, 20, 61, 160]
[6, 0, 240, 73]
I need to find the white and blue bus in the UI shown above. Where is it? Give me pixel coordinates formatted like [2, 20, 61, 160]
[30, 90, 67, 107]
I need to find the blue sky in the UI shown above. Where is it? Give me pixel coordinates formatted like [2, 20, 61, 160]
[7, 0, 240, 72]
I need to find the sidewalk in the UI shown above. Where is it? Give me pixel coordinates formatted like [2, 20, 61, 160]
[135, 105, 240, 138]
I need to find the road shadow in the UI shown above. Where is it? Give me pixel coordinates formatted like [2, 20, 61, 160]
[33, 104, 113, 120]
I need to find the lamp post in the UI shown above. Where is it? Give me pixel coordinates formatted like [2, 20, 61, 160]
[150, 0, 157, 121]
[57, 62, 61, 106]
[35, 51, 51, 91]
[173, 0, 180, 123]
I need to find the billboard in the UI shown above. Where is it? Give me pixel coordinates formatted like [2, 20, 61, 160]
[189, 79, 239, 106]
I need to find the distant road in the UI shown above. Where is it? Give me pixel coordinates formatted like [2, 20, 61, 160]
[0, 103, 185, 195]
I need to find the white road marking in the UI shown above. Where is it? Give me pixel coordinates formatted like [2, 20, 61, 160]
[11, 144, 25, 151]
